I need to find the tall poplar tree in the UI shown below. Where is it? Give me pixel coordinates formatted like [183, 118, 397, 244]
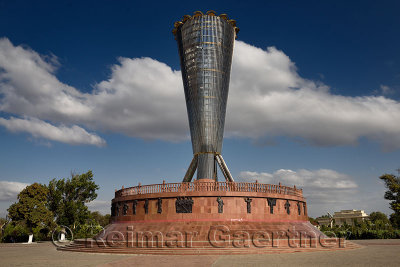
[48, 170, 99, 228]
[380, 173, 400, 227]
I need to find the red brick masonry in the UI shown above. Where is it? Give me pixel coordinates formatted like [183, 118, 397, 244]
[112, 180, 307, 222]
[57, 181, 362, 254]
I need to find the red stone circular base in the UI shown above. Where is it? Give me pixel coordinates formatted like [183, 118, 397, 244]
[57, 182, 361, 254]
[58, 220, 361, 254]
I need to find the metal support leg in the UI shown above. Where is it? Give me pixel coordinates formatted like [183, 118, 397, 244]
[183, 155, 198, 182]
[215, 154, 234, 182]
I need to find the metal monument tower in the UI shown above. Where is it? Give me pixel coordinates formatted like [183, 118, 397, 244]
[61, 12, 344, 254]
[173, 11, 239, 182]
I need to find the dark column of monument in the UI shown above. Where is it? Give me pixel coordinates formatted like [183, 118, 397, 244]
[173, 11, 239, 182]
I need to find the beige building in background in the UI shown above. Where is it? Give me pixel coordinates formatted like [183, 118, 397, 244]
[317, 209, 369, 227]
[333, 210, 369, 226]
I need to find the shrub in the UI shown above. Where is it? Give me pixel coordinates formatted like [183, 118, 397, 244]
[2, 223, 30, 243]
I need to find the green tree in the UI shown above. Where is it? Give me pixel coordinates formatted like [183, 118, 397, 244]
[380, 173, 400, 228]
[7, 183, 53, 238]
[2, 221, 30, 242]
[380, 174, 400, 213]
[0, 217, 7, 229]
[0, 217, 8, 242]
[48, 170, 99, 229]
[89, 211, 111, 227]
[389, 213, 400, 228]
[369, 211, 391, 228]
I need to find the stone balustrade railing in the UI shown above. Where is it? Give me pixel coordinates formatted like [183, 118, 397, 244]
[115, 181, 303, 198]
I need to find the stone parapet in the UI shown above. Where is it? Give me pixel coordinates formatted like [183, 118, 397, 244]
[111, 182, 307, 223]
[115, 181, 303, 198]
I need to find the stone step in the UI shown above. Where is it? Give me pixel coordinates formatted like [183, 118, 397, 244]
[60, 241, 360, 250]
[57, 242, 361, 255]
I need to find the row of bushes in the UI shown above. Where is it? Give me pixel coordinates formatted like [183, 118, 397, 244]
[1, 222, 104, 243]
[331, 229, 400, 239]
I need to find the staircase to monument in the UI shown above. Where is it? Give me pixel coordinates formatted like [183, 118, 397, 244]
[56, 219, 362, 254]
[57, 240, 362, 255]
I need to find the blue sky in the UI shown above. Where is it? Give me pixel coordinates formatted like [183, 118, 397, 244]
[0, 0, 400, 218]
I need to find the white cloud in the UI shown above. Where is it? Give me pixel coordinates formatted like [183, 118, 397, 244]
[379, 84, 395, 95]
[227, 42, 400, 150]
[0, 38, 91, 122]
[238, 169, 359, 217]
[89, 57, 187, 141]
[1, 38, 400, 149]
[238, 169, 357, 190]
[0, 116, 105, 146]
[0, 181, 29, 201]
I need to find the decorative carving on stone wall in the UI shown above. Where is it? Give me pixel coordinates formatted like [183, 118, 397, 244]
[123, 202, 128, 215]
[244, 197, 252, 214]
[111, 203, 116, 216]
[267, 198, 276, 214]
[217, 197, 224, 213]
[116, 203, 120, 217]
[157, 198, 162, 214]
[297, 202, 301, 215]
[285, 200, 291, 214]
[175, 197, 193, 213]
[144, 199, 149, 214]
[132, 200, 137, 215]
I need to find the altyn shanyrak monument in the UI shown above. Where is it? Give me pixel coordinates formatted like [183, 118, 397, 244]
[59, 11, 359, 254]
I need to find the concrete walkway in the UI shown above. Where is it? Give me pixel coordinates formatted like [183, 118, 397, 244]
[0, 240, 399, 266]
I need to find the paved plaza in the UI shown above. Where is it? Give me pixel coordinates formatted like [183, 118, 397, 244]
[0, 239, 400, 266]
